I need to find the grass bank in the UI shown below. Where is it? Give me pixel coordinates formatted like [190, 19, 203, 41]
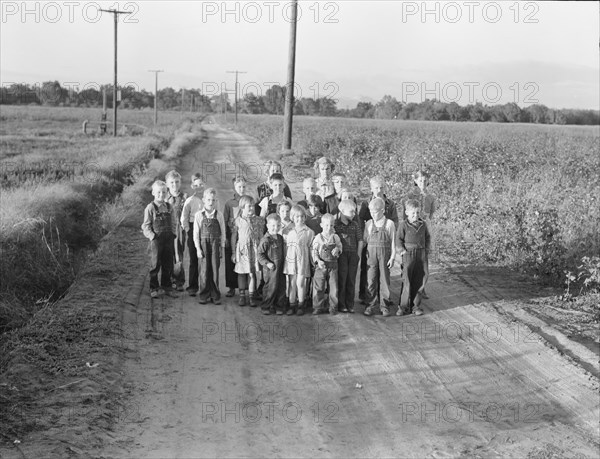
[0, 106, 206, 332]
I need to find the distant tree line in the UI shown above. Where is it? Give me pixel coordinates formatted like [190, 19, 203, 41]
[1, 81, 598, 125]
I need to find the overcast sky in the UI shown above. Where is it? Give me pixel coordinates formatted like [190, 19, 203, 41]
[2, 1, 599, 109]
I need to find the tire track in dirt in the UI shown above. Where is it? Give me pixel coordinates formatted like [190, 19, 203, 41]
[103, 121, 599, 458]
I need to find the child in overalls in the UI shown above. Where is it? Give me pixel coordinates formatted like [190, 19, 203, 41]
[397, 199, 430, 316]
[363, 197, 397, 317]
[193, 188, 226, 305]
[141, 180, 176, 298]
[258, 214, 287, 315]
[311, 213, 343, 315]
[334, 199, 363, 313]
[358, 176, 399, 304]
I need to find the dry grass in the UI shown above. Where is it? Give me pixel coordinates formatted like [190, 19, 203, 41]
[0, 105, 206, 332]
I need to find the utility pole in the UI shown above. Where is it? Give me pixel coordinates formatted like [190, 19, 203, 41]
[282, 0, 298, 152]
[148, 70, 163, 126]
[100, 8, 131, 137]
[226, 70, 247, 125]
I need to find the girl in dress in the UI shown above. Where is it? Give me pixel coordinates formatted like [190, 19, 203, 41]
[284, 205, 315, 316]
[231, 195, 265, 307]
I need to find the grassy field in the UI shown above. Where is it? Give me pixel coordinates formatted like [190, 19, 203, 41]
[0, 105, 204, 332]
[229, 114, 600, 287]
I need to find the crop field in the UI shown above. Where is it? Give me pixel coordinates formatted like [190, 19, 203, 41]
[0, 105, 202, 331]
[231, 114, 600, 281]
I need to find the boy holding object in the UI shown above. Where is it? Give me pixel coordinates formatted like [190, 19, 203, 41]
[311, 213, 343, 315]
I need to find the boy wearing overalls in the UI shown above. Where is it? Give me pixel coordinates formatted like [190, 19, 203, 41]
[311, 213, 343, 315]
[363, 197, 396, 317]
[257, 214, 287, 315]
[193, 188, 226, 305]
[141, 181, 176, 298]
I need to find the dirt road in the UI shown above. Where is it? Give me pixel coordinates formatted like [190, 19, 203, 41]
[95, 122, 599, 458]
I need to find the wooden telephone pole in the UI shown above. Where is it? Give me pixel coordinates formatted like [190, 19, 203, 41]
[226, 70, 247, 125]
[148, 70, 163, 126]
[282, 0, 298, 153]
[100, 8, 131, 137]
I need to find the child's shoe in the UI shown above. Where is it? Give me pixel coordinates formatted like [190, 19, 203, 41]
[276, 310, 284, 315]
[413, 308, 424, 316]
[363, 306, 376, 316]
[381, 306, 391, 317]
[296, 301, 305, 316]
[286, 302, 297, 316]
[226, 288, 235, 297]
[248, 293, 258, 307]
[198, 297, 208, 304]
[238, 295, 247, 307]
[262, 309, 271, 315]
[396, 307, 407, 316]
[150, 290, 159, 298]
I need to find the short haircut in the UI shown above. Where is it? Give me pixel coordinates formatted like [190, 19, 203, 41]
[338, 199, 356, 213]
[265, 159, 282, 169]
[320, 213, 335, 225]
[203, 187, 217, 198]
[277, 200, 292, 213]
[370, 175, 385, 187]
[303, 177, 316, 187]
[368, 197, 385, 211]
[269, 172, 284, 183]
[152, 180, 167, 193]
[238, 194, 255, 209]
[165, 170, 181, 181]
[232, 174, 246, 184]
[413, 170, 430, 180]
[290, 204, 306, 221]
[266, 213, 281, 224]
[405, 199, 421, 211]
[313, 156, 335, 175]
[332, 172, 346, 180]
[307, 194, 323, 207]
[339, 188, 355, 200]
[190, 172, 203, 189]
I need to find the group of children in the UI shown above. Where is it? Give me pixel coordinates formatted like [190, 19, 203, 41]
[141, 158, 436, 317]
